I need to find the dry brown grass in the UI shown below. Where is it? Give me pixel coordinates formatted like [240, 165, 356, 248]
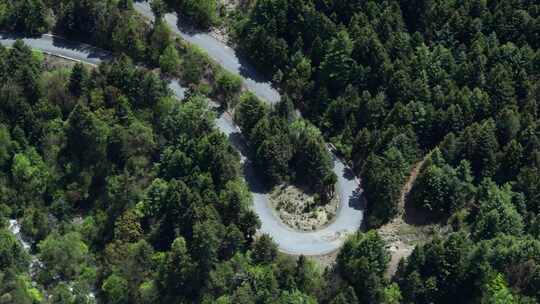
[270, 185, 339, 231]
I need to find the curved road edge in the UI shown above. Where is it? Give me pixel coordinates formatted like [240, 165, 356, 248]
[0, 30, 364, 255]
[133, 1, 365, 255]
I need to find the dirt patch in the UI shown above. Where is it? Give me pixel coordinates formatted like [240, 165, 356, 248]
[379, 219, 448, 277]
[270, 185, 339, 231]
[378, 154, 451, 278]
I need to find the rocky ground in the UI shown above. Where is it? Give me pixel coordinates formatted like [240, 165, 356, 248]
[270, 185, 339, 231]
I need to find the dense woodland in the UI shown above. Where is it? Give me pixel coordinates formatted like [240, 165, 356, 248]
[1, 0, 540, 303]
[234, 93, 337, 201]
[0, 41, 321, 303]
[0, 0, 222, 88]
[232, 0, 540, 303]
[233, 0, 540, 228]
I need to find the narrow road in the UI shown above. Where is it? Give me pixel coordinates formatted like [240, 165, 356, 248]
[133, 2, 364, 255]
[134, 2, 281, 104]
[216, 110, 364, 255]
[1, 24, 364, 255]
[0, 33, 111, 65]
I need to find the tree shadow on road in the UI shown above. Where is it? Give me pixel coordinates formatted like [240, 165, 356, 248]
[50, 35, 111, 61]
[173, 16, 274, 85]
[228, 132, 271, 194]
[348, 188, 366, 211]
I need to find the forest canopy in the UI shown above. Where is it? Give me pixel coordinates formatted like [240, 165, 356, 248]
[1, 0, 540, 303]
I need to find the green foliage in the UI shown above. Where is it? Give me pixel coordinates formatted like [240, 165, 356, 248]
[173, 0, 219, 28]
[319, 30, 355, 94]
[277, 290, 317, 304]
[481, 273, 517, 304]
[37, 231, 91, 283]
[0, 273, 43, 304]
[151, 0, 167, 20]
[54, 0, 148, 59]
[251, 234, 278, 265]
[0, 0, 51, 35]
[156, 237, 195, 301]
[0, 229, 29, 272]
[180, 46, 207, 84]
[473, 180, 524, 240]
[65, 102, 109, 167]
[363, 148, 408, 227]
[234, 0, 540, 232]
[396, 232, 540, 303]
[382, 283, 403, 304]
[2, 0, 540, 300]
[149, 20, 173, 64]
[20, 208, 50, 243]
[215, 72, 243, 106]
[235, 92, 269, 137]
[396, 233, 474, 303]
[11, 148, 49, 206]
[330, 286, 358, 304]
[411, 150, 475, 216]
[281, 52, 313, 101]
[337, 231, 389, 303]
[289, 120, 335, 197]
[68, 63, 88, 97]
[102, 274, 129, 304]
[159, 44, 181, 75]
[0, 40, 264, 303]
[235, 93, 336, 200]
[111, 15, 147, 61]
[0, 124, 13, 168]
[48, 282, 92, 304]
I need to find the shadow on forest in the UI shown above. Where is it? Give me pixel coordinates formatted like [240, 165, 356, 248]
[348, 188, 365, 211]
[403, 194, 447, 226]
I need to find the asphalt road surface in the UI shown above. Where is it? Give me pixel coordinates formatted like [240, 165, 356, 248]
[134, 2, 365, 255]
[1, 22, 364, 255]
[134, 1, 281, 104]
[0, 32, 111, 65]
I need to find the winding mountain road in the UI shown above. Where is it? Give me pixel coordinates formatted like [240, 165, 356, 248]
[1, 10, 364, 254]
[133, 2, 281, 104]
[0, 33, 111, 65]
[134, 1, 364, 255]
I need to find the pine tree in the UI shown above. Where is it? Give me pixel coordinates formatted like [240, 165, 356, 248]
[69, 63, 88, 97]
[159, 44, 181, 75]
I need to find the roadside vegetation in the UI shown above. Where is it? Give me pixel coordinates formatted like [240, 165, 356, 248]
[0, 41, 277, 303]
[0, 0, 224, 94]
[3, 0, 540, 303]
[228, 0, 540, 302]
[235, 93, 337, 203]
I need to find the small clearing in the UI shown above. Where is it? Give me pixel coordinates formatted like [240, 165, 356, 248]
[378, 154, 450, 278]
[270, 185, 339, 231]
